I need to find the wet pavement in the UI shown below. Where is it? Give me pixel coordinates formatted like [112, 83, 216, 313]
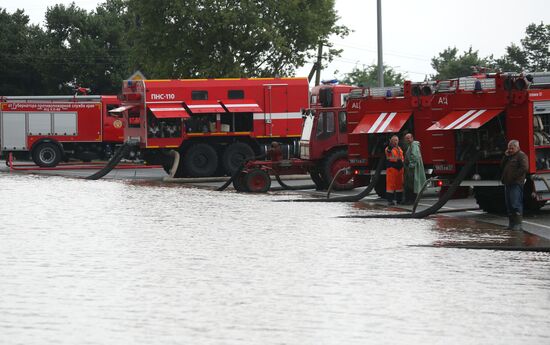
[1, 160, 550, 344]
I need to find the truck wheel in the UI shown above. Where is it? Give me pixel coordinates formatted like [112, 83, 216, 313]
[474, 186, 506, 214]
[222, 142, 254, 175]
[524, 179, 547, 212]
[244, 169, 271, 193]
[322, 149, 353, 190]
[182, 143, 218, 177]
[32, 142, 62, 167]
[232, 172, 249, 192]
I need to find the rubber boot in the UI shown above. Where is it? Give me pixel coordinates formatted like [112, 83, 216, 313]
[395, 192, 403, 204]
[511, 213, 523, 231]
[506, 215, 514, 230]
[387, 192, 395, 206]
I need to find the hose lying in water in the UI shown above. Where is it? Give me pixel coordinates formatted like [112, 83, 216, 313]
[273, 173, 317, 191]
[276, 156, 385, 203]
[216, 154, 267, 191]
[85, 143, 133, 180]
[339, 153, 479, 219]
[325, 167, 348, 199]
[412, 244, 550, 252]
[216, 163, 246, 191]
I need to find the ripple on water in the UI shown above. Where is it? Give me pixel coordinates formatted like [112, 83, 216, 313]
[0, 173, 549, 345]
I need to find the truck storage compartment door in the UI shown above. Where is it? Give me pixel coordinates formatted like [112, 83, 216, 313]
[148, 104, 190, 118]
[28, 112, 52, 135]
[1, 112, 27, 150]
[351, 112, 412, 134]
[427, 108, 503, 131]
[263, 85, 288, 137]
[53, 112, 77, 136]
[183, 100, 224, 114]
[219, 99, 263, 113]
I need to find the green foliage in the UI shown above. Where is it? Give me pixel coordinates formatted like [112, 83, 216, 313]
[0, 8, 46, 95]
[0, 1, 346, 94]
[339, 64, 405, 87]
[495, 22, 550, 72]
[126, 0, 348, 78]
[41, 0, 131, 94]
[431, 22, 549, 79]
[0, 1, 131, 95]
[430, 47, 494, 80]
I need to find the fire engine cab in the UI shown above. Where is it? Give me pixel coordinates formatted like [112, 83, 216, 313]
[0, 95, 122, 167]
[231, 81, 354, 192]
[114, 78, 309, 178]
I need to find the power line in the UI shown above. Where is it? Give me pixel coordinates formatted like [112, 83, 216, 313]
[333, 42, 432, 62]
[329, 57, 431, 76]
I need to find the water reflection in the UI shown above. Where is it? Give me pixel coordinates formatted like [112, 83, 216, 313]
[1, 173, 550, 344]
[428, 217, 550, 250]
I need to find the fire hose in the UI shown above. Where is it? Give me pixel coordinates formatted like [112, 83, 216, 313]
[216, 154, 267, 191]
[325, 167, 348, 199]
[276, 156, 385, 203]
[272, 174, 317, 191]
[85, 143, 133, 180]
[339, 153, 480, 219]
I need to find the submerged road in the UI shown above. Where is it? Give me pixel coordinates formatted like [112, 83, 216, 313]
[2, 160, 550, 242]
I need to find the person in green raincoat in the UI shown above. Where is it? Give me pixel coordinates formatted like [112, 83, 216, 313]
[403, 133, 426, 204]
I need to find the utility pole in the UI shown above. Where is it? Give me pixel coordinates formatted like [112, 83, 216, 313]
[315, 43, 323, 86]
[377, 0, 384, 87]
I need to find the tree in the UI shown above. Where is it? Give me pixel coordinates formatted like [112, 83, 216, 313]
[0, 8, 46, 95]
[126, 0, 348, 78]
[430, 47, 493, 80]
[41, 0, 131, 94]
[495, 22, 550, 72]
[339, 64, 405, 87]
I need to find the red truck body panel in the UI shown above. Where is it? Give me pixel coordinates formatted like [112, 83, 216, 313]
[119, 78, 310, 149]
[0, 96, 122, 154]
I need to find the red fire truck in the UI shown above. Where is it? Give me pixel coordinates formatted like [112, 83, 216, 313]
[0, 95, 123, 167]
[346, 80, 439, 196]
[232, 82, 354, 192]
[426, 72, 550, 212]
[114, 78, 309, 177]
[347, 72, 550, 213]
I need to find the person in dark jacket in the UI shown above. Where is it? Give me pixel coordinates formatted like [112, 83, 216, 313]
[500, 140, 528, 230]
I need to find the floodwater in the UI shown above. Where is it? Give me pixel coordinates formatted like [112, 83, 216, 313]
[1, 173, 550, 345]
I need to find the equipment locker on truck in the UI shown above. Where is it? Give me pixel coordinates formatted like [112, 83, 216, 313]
[0, 95, 122, 167]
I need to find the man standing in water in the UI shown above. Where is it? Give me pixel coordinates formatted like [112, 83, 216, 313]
[500, 140, 528, 231]
[385, 135, 404, 205]
[403, 133, 426, 204]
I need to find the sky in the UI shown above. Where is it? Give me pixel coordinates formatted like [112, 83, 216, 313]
[1, 0, 549, 81]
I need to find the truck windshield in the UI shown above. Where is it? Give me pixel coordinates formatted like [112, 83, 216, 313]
[300, 114, 314, 141]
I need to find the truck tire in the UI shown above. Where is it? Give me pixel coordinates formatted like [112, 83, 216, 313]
[182, 143, 218, 177]
[222, 142, 254, 176]
[232, 172, 249, 192]
[244, 168, 271, 193]
[32, 142, 62, 167]
[474, 186, 506, 214]
[474, 184, 547, 214]
[322, 149, 353, 191]
[524, 179, 547, 212]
